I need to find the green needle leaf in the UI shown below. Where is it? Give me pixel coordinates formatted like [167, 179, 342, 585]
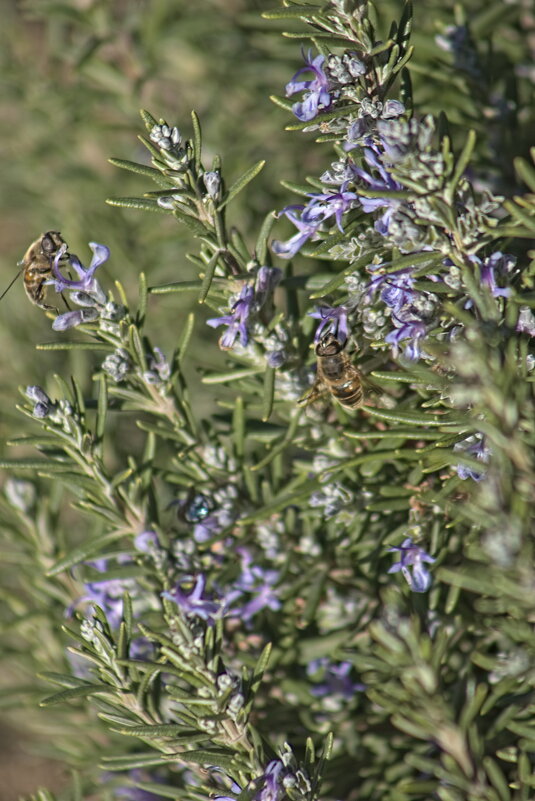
[218, 159, 266, 211]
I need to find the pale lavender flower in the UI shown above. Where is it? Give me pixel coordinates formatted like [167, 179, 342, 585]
[179, 493, 213, 524]
[52, 308, 99, 331]
[193, 508, 234, 543]
[516, 307, 535, 337]
[388, 537, 435, 593]
[255, 760, 284, 801]
[51, 242, 109, 294]
[435, 25, 481, 79]
[25, 385, 53, 418]
[307, 659, 365, 698]
[163, 575, 221, 624]
[285, 50, 332, 121]
[385, 312, 427, 361]
[471, 251, 514, 299]
[365, 267, 434, 360]
[150, 123, 182, 151]
[309, 304, 349, 344]
[266, 350, 286, 368]
[134, 531, 160, 553]
[102, 348, 131, 382]
[229, 548, 281, 622]
[367, 270, 416, 310]
[454, 435, 491, 481]
[350, 147, 404, 226]
[81, 562, 135, 628]
[310, 483, 353, 517]
[272, 202, 332, 259]
[206, 284, 255, 348]
[213, 773, 243, 801]
[274, 182, 358, 258]
[306, 182, 358, 232]
[142, 347, 171, 384]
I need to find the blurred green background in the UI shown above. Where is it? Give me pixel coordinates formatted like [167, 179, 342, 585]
[0, 1, 532, 798]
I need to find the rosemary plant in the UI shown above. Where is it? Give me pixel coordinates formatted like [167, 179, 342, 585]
[1, 2, 534, 801]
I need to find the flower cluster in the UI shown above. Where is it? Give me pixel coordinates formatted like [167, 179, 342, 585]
[165, 545, 281, 627]
[206, 266, 281, 351]
[48, 241, 126, 333]
[272, 184, 357, 259]
[364, 267, 437, 360]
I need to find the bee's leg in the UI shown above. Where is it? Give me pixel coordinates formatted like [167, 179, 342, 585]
[34, 281, 59, 314]
[298, 378, 326, 407]
[60, 292, 71, 311]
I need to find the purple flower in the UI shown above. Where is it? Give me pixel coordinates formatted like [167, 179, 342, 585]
[350, 147, 403, 215]
[454, 435, 491, 481]
[163, 575, 221, 625]
[212, 773, 243, 801]
[193, 508, 233, 544]
[228, 548, 281, 622]
[306, 182, 358, 232]
[52, 308, 100, 331]
[51, 242, 109, 294]
[255, 761, 284, 801]
[272, 202, 332, 259]
[307, 659, 365, 699]
[266, 349, 286, 368]
[134, 531, 160, 553]
[376, 272, 416, 310]
[25, 385, 53, 417]
[385, 313, 427, 361]
[206, 284, 255, 349]
[273, 184, 356, 260]
[471, 251, 514, 299]
[435, 25, 481, 79]
[285, 50, 332, 121]
[309, 304, 349, 344]
[81, 566, 134, 628]
[388, 537, 435, 593]
[365, 267, 434, 361]
[129, 636, 155, 661]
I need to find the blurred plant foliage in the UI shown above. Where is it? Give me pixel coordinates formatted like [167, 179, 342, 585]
[1, 1, 535, 801]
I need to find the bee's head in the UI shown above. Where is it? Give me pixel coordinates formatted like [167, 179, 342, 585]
[315, 332, 345, 356]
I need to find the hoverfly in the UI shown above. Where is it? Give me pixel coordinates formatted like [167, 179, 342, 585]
[299, 332, 363, 410]
[0, 231, 69, 312]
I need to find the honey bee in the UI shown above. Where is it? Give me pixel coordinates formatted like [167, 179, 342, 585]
[299, 332, 364, 410]
[0, 231, 69, 312]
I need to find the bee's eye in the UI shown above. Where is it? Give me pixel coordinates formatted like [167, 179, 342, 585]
[41, 236, 54, 254]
